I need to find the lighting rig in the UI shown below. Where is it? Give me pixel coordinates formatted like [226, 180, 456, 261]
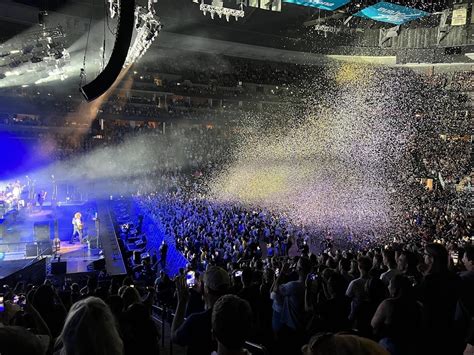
[0, 26, 70, 83]
[124, 0, 162, 67]
[199, 0, 245, 21]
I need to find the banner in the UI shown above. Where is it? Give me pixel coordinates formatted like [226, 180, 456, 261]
[260, 0, 282, 11]
[283, 0, 350, 11]
[354, 1, 429, 25]
[249, 0, 259, 7]
[212, 0, 224, 7]
[451, 5, 467, 26]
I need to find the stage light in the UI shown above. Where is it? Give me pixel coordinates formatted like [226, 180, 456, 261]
[198, 2, 245, 21]
[124, 2, 162, 67]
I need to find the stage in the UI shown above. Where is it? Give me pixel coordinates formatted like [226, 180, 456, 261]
[0, 199, 127, 279]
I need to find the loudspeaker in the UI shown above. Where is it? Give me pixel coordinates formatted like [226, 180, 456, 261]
[91, 258, 106, 271]
[38, 242, 53, 256]
[51, 261, 67, 275]
[133, 250, 141, 264]
[34, 221, 51, 242]
[80, 0, 136, 101]
[26, 243, 38, 257]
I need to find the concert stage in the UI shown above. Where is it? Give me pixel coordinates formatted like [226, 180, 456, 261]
[0, 199, 127, 280]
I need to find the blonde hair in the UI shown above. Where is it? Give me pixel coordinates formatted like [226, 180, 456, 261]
[74, 212, 82, 219]
[56, 297, 123, 355]
[302, 333, 389, 355]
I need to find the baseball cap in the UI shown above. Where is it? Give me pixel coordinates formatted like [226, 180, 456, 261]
[204, 266, 230, 294]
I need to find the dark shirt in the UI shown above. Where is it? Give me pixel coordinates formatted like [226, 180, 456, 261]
[174, 308, 216, 355]
[238, 285, 262, 323]
[317, 296, 351, 333]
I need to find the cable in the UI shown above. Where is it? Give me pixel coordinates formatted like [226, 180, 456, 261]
[81, 9, 94, 86]
[103, 0, 107, 70]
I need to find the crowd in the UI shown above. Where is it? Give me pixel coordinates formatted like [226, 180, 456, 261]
[0, 60, 472, 355]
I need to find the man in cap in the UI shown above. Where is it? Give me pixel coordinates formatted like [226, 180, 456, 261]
[172, 266, 230, 355]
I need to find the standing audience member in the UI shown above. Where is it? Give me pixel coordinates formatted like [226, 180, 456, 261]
[418, 243, 462, 355]
[455, 246, 474, 353]
[371, 274, 423, 355]
[273, 258, 311, 354]
[172, 266, 230, 355]
[211, 295, 253, 355]
[379, 249, 400, 287]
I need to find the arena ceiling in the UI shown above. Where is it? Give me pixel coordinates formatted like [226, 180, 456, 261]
[0, 0, 472, 67]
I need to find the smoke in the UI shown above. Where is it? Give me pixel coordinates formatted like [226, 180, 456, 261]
[208, 63, 423, 235]
[27, 129, 189, 198]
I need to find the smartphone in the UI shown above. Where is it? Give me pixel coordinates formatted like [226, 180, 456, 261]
[130, 285, 135, 288]
[310, 273, 318, 281]
[451, 252, 459, 264]
[275, 268, 280, 277]
[186, 271, 196, 288]
[0, 294, 4, 313]
[13, 295, 20, 304]
[234, 270, 243, 277]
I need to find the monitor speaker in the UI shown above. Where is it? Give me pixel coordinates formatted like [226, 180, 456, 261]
[34, 221, 51, 242]
[91, 258, 106, 271]
[51, 261, 67, 275]
[25, 243, 38, 257]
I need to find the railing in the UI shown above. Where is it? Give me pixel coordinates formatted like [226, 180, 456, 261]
[151, 304, 269, 355]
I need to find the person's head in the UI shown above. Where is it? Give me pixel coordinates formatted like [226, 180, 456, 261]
[32, 284, 55, 311]
[203, 266, 230, 308]
[382, 249, 397, 269]
[424, 243, 449, 274]
[388, 274, 413, 298]
[357, 257, 372, 276]
[240, 268, 253, 288]
[372, 254, 383, 267]
[462, 246, 474, 272]
[339, 258, 351, 273]
[71, 283, 80, 293]
[121, 286, 141, 310]
[297, 257, 312, 280]
[301, 333, 389, 355]
[57, 297, 123, 355]
[212, 295, 252, 354]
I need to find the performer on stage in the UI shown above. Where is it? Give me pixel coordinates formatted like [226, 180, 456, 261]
[37, 190, 47, 209]
[71, 212, 83, 244]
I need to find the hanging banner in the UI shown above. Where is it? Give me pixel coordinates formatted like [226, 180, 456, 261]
[451, 5, 467, 26]
[283, 0, 350, 11]
[249, 0, 259, 7]
[354, 1, 429, 25]
[260, 0, 282, 11]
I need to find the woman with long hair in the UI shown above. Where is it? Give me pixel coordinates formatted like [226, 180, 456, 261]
[55, 297, 123, 355]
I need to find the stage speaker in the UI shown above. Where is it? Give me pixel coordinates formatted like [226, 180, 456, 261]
[80, 0, 135, 102]
[133, 250, 141, 264]
[38, 242, 53, 256]
[91, 258, 106, 271]
[51, 261, 67, 275]
[26, 243, 38, 257]
[34, 221, 51, 242]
